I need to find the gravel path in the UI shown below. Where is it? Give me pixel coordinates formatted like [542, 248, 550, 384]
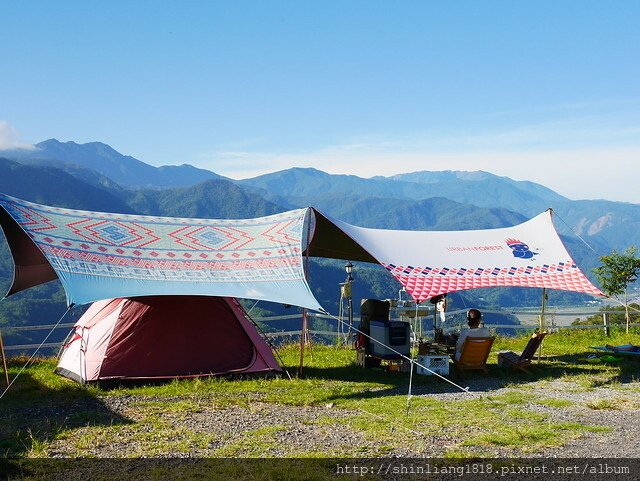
[39, 377, 640, 458]
[422, 378, 640, 457]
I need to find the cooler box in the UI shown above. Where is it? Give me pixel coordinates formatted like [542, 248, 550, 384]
[369, 320, 410, 359]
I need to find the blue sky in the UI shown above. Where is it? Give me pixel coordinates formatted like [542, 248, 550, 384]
[1, 1, 639, 202]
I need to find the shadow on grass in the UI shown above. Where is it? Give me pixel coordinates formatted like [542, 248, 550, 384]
[289, 350, 640, 401]
[0, 359, 132, 458]
[544, 351, 640, 385]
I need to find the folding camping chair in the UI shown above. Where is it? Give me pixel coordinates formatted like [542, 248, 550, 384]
[453, 336, 495, 377]
[497, 331, 547, 374]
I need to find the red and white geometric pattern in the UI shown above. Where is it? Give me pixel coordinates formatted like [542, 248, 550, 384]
[0, 193, 309, 284]
[383, 261, 604, 302]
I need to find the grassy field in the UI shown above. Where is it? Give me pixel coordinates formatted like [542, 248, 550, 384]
[1, 328, 640, 464]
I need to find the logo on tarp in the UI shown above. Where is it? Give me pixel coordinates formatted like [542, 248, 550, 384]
[506, 238, 538, 259]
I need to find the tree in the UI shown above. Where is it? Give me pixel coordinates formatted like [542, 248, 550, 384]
[593, 247, 640, 333]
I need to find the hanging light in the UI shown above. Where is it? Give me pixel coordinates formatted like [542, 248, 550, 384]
[345, 261, 353, 276]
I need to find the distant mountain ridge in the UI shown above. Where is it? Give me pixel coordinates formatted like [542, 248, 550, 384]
[2, 143, 638, 344]
[240, 167, 569, 217]
[11, 139, 227, 189]
[125, 179, 284, 218]
[290, 193, 526, 231]
[0, 158, 133, 213]
[2, 138, 639, 258]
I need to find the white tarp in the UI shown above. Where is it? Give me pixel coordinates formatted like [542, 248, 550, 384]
[323, 210, 603, 302]
[0, 192, 603, 310]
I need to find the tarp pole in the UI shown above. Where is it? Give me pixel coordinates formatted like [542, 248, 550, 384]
[347, 286, 353, 345]
[538, 288, 548, 363]
[298, 209, 314, 377]
[0, 330, 9, 387]
[433, 304, 437, 341]
[298, 308, 308, 377]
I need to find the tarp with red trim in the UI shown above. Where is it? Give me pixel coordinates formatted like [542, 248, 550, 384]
[315, 209, 604, 302]
[0, 193, 603, 309]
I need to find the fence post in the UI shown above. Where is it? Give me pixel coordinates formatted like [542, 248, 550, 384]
[603, 312, 610, 337]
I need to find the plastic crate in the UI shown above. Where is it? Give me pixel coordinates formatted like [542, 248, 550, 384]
[416, 355, 450, 376]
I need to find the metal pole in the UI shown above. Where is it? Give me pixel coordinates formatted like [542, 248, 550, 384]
[0, 330, 9, 387]
[298, 308, 308, 377]
[538, 288, 548, 363]
[347, 295, 353, 344]
[298, 209, 314, 377]
[603, 312, 610, 337]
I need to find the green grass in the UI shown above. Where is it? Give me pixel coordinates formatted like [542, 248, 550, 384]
[465, 422, 611, 452]
[1, 329, 639, 459]
[585, 398, 621, 410]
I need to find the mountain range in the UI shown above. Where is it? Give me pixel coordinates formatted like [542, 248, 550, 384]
[8, 139, 639, 240]
[3, 138, 640, 270]
[10, 139, 226, 189]
[1, 139, 639, 342]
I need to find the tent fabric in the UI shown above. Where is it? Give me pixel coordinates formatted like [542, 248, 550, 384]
[56, 296, 282, 382]
[0, 193, 322, 311]
[0, 205, 58, 295]
[320, 210, 604, 302]
[0, 193, 603, 310]
[305, 209, 377, 263]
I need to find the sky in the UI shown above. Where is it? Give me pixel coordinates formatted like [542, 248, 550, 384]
[1, 1, 639, 203]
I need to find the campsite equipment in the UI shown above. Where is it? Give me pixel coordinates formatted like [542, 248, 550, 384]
[416, 354, 450, 376]
[369, 320, 411, 359]
[56, 296, 281, 383]
[356, 298, 410, 367]
[497, 331, 548, 373]
[600, 355, 624, 363]
[0, 193, 605, 395]
[590, 345, 640, 359]
[453, 336, 495, 377]
[417, 340, 455, 356]
[390, 289, 430, 339]
[359, 299, 390, 350]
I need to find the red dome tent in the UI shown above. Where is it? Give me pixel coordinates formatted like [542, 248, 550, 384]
[56, 296, 281, 383]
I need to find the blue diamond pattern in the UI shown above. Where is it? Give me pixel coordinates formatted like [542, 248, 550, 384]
[194, 228, 231, 249]
[96, 223, 138, 244]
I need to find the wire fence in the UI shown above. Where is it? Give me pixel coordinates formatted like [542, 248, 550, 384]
[2, 307, 638, 356]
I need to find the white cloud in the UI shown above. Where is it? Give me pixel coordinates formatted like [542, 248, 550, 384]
[0, 121, 36, 151]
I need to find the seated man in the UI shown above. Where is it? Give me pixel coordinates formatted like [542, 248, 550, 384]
[455, 308, 491, 361]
